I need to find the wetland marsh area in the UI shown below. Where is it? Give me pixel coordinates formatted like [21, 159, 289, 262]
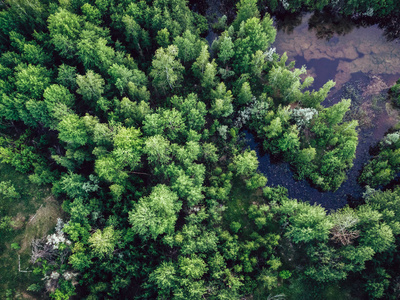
[247, 11, 400, 209]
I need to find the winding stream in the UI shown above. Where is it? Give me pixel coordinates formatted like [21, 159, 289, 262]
[247, 12, 400, 210]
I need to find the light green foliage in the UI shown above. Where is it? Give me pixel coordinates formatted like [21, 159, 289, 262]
[95, 126, 142, 184]
[171, 210, 218, 254]
[210, 82, 234, 118]
[57, 64, 77, 90]
[233, 15, 276, 73]
[175, 176, 204, 207]
[218, 33, 235, 65]
[48, 9, 82, 41]
[39, 84, 75, 127]
[150, 45, 184, 94]
[44, 84, 75, 111]
[212, 15, 228, 32]
[268, 65, 307, 105]
[69, 251, 92, 272]
[142, 108, 186, 142]
[161, 109, 187, 141]
[76, 70, 105, 104]
[156, 28, 170, 48]
[113, 126, 143, 165]
[245, 173, 267, 190]
[201, 143, 219, 163]
[149, 261, 177, 293]
[279, 270, 292, 279]
[295, 147, 317, 179]
[179, 255, 208, 279]
[211, 98, 234, 118]
[201, 60, 218, 90]
[276, 199, 333, 243]
[0, 216, 12, 232]
[50, 283, 76, 300]
[192, 45, 210, 77]
[81, 3, 101, 25]
[324, 98, 351, 126]
[360, 130, 400, 187]
[233, 150, 258, 177]
[304, 243, 348, 282]
[64, 221, 90, 243]
[0, 181, 20, 199]
[59, 172, 86, 199]
[304, 100, 358, 190]
[8, 32, 50, 65]
[88, 226, 119, 258]
[276, 124, 300, 153]
[14, 64, 51, 100]
[77, 30, 115, 71]
[258, 268, 279, 290]
[265, 117, 283, 139]
[250, 50, 267, 77]
[127, 82, 150, 103]
[65, 198, 91, 225]
[129, 184, 181, 239]
[237, 81, 253, 105]
[171, 93, 207, 133]
[174, 30, 205, 64]
[117, 97, 151, 127]
[0, 134, 41, 173]
[27, 284, 41, 292]
[146, 0, 197, 38]
[121, 14, 150, 52]
[10, 242, 20, 250]
[364, 187, 400, 234]
[302, 80, 335, 108]
[57, 114, 89, 146]
[108, 64, 147, 96]
[359, 223, 394, 253]
[233, 0, 260, 30]
[143, 135, 172, 166]
[48, 9, 82, 58]
[253, 96, 358, 191]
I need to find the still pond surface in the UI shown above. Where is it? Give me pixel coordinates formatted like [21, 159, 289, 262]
[248, 12, 400, 210]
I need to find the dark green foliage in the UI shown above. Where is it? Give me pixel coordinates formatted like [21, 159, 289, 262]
[390, 78, 400, 107]
[360, 130, 400, 187]
[0, 0, 399, 299]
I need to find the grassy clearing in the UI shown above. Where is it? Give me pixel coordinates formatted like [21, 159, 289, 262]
[0, 163, 63, 299]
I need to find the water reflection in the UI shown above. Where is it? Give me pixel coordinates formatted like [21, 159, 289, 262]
[273, 12, 303, 34]
[379, 15, 400, 41]
[274, 13, 400, 91]
[308, 10, 355, 40]
[273, 9, 400, 43]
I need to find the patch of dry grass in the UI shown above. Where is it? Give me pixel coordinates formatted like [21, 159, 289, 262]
[0, 164, 63, 299]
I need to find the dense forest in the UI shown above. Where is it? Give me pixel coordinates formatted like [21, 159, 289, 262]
[1, 0, 400, 299]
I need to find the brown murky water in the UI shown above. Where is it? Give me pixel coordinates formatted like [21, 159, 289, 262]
[274, 13, 400, 92]
[248, 13, 400, 210]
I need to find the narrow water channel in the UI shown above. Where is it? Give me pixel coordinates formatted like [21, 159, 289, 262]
[248, 12, 400, 210]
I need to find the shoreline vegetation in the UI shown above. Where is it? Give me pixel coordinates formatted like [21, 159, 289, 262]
[0, 0, 400, 299]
